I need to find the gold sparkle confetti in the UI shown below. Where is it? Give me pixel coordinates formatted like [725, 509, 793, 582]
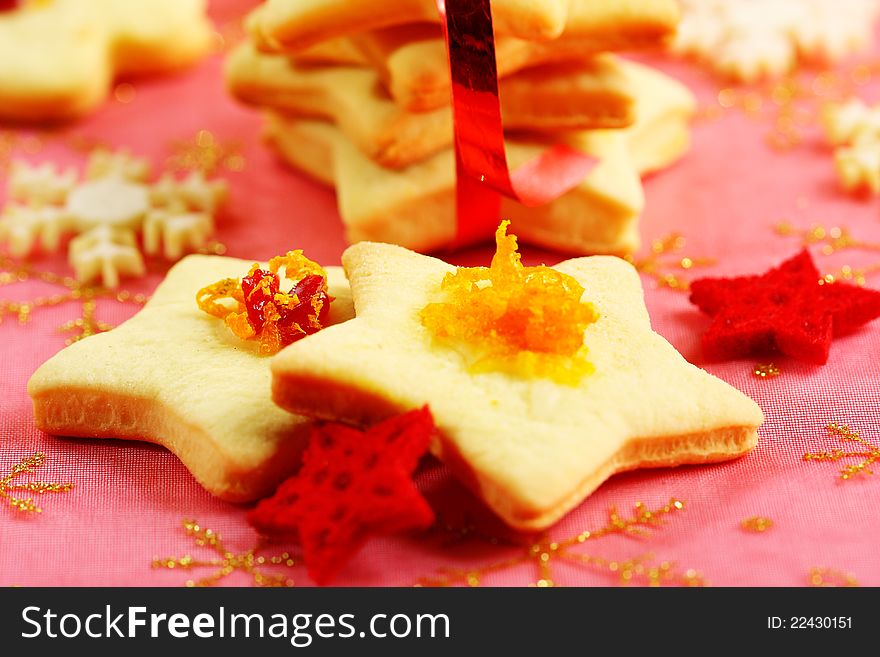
[197, 240, 228, 256]
[0, 131, 17, 172]
[0, 255, 148, 344]
[626, 234, 716, 293]
[694, 60, 880, 151]
[753, 363, 781, 379]
[774, 222, 880, 286]
[153, 519, 296, 587]
[113, 83, 136, 104]
[803, 423, 880, 481]
[19, 135, 43, 155]
[740, 516, 774, 533]
[212, 18, 247, 54]
[63, 133, 110, 154]
[417, 499, 704, 588]
[809, 567, 859, 587]
[0, 131, 45, 172]
[0, 453, 74, 514]
[166, 130, 245, 176]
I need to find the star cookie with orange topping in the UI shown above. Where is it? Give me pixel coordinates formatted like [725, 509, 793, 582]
[270, 223, 764, 531]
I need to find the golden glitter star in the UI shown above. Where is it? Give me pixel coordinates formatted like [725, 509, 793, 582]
[740, 516, 774, 533]
[153, 519, 297, 587]
[0, 254, 148, 344]
[753, 363, 781, 379]
[804, 423, 880, 480]
[417, 499, 705, 588]
[0, 453, 74, 514]
[626, 234, 716, 293]
[809, 567, 859, 587]
[166, 130, 245, 176]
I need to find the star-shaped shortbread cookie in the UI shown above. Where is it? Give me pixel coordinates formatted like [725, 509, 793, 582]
[28, 255, 355, 502]
[0, 0, 213, 121]
[248, 0, 570, 50]
[271, 242, 764, 530]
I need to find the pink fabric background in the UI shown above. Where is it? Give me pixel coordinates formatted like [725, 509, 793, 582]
[1, 0, 879, 587]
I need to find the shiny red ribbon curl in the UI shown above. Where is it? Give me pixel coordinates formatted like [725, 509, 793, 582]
[436, 0, 597, 248]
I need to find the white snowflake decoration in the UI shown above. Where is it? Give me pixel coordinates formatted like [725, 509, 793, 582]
[143, 210, 213, 260]
[674, 0, 880, 81]
[822, 98, 880, 194]
[8, 161, 77, 206]
[0, 204, 67, 257]
[0, 149, 227, 288]
[69, 226, 145, 290]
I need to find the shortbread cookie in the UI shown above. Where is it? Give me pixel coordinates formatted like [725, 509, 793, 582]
[249, 0, 679, 54]
[622, 61, 696, 175]
[0, 0, 213, 121]
[295, 36, 369, 66]
[264, 61, 694, 254]
[247, 0, 570, 52]
[267, 116, 643, 255]
[351, 0, 680, 112]
[28, 255, 355, 502]
[228, 43, 635, 168]
[270, 232, 763, 530]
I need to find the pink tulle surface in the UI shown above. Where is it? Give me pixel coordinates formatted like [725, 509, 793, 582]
[2, 0, 880, 587]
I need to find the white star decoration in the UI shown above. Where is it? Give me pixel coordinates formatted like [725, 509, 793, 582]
[674, 0, 880, 81]
[0, 149, 227, 287]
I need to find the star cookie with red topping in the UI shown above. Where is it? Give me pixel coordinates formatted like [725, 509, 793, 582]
[28, 254, 354, 501]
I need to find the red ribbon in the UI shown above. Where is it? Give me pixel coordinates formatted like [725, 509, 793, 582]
[436, 0, 597, 247]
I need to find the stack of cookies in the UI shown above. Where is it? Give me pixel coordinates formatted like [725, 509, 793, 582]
[227, 0, 694, 255]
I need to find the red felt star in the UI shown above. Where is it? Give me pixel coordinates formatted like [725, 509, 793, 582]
[248, 407, 436, 585]
[689, 250, 880, 364]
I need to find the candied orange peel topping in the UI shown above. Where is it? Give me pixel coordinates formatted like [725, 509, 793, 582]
[196, 250, 332, 355]
[419, 221, 599, 384]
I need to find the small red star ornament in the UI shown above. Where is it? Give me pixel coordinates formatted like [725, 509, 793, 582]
[248, 407, 436, 584]
[689, 250, 880, 364]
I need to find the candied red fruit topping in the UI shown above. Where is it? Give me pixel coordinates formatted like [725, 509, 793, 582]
[240, 267, 279, 333]
[276, 274, 332, 344]
[197, 250, 332, 355]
